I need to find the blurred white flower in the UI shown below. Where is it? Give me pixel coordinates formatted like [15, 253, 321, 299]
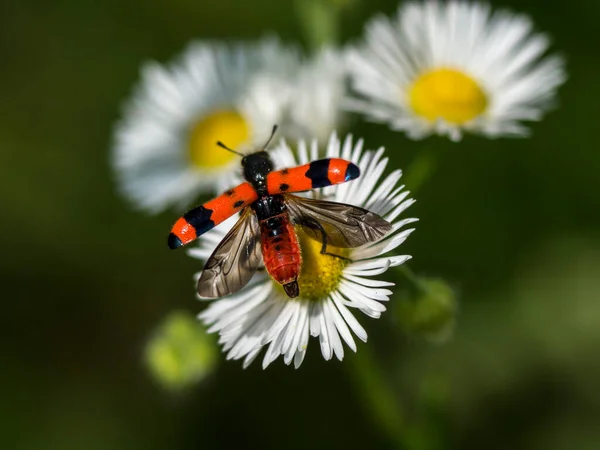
[112, 38, 299, 213]
[112, 39, 350, 214]
[188, 133, 418, 369]
[285, 47, 348, 144]
[346, 1, 566, 141]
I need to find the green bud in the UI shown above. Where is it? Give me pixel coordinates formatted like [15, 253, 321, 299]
[395, 277, 457, 343]
[145, 310, 217, 391]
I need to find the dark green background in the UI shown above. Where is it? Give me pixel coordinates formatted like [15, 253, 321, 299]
[3, 0, 600, 449]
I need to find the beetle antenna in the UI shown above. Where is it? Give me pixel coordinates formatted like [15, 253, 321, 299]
[216, 141, 244, 157]
[262, 124, 278, 151]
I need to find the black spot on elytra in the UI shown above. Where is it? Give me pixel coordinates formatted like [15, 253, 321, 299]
[183, 205, 215, 236]
[279, 183, 289, 192]
[225, 189, 234, 197]
[281, 169, 289, 175]
[305, 159, 331, 188]
[233, 200, 244, 208]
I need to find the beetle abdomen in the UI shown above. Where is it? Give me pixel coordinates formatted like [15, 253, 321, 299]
[260, 213, 302, 297]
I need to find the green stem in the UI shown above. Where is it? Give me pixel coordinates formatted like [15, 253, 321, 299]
[403, 148, 438, 195]
[349, 265, 451, 449]
[348, 345, 408, 449]
[397, 264, 430, 296]
[294, 0, 340, 51]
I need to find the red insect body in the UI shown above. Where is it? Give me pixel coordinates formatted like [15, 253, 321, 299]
[259, 214, 302, 297]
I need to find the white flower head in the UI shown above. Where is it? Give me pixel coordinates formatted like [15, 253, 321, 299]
[346, 1, 567, 141]
[188, 132, 417, 369]
[112, 37, 300, 213]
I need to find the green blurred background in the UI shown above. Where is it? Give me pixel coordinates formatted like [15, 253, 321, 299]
[2, 0, 600, 449]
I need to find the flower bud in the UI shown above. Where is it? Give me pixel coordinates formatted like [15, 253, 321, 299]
[145, 310, 217, 390]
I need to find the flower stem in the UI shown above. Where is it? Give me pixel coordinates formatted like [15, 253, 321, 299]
[397, 264, 429, 295]
[349, 265, 452, 449]
[403, 148, 437, 195]
[294, 0, 340, 51]
[348, 345, 408, 449]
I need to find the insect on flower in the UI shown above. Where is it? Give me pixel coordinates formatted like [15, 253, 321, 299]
[168, 125, 392, 299]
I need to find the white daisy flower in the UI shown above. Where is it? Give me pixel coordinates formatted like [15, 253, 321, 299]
[112, 38, 300, 213]
[346, 1, 567, 141]
[188, 133, 417, 369]
[285, 47, 349, 144]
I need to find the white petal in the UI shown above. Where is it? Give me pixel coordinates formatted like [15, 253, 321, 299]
[280, 301, 302, 356]
[326, 297, 357, 352]
[343, 274, 395, 288]
[262, 326, 288, 369]
[309, 303, 322, 337]
[323, 300, 345, 360]
[294, 347, 307, 369]
[345, 255, 411, 273]
[284, 303, 308, 364]
[352, 226, 417, 260]
[331, 291, 368, 342]
[242, 346, 262, 369]
[318, 305, 332, 361]
[339, 279, 393, 301]
[262, 300, 298, 345]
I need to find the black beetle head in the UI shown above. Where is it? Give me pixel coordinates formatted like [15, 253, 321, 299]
[242, 151, 274, 184]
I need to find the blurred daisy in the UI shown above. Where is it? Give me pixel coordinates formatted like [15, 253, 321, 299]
[286, 48, 348, 144]
[189, 133, 418, 369]
[112, 38, 299, 213]
[346, 1, 566, 141]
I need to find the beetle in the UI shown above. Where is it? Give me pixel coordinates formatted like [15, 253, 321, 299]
[168, 126, 391, 298]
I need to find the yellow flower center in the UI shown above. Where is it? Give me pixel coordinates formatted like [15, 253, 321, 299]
[188, 110, 251, 169]
[409, 68, 488, 124]
[276, 229, 350, 302]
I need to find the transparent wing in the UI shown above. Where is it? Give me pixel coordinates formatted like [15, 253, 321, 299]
[285, 194, 392, 248]
[197, 209, 262, 299]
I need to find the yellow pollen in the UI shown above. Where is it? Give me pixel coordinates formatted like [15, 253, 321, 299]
[409, 68, 488, 124]
[291, 230, 350, 302]
[188, 110, 251, 169]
